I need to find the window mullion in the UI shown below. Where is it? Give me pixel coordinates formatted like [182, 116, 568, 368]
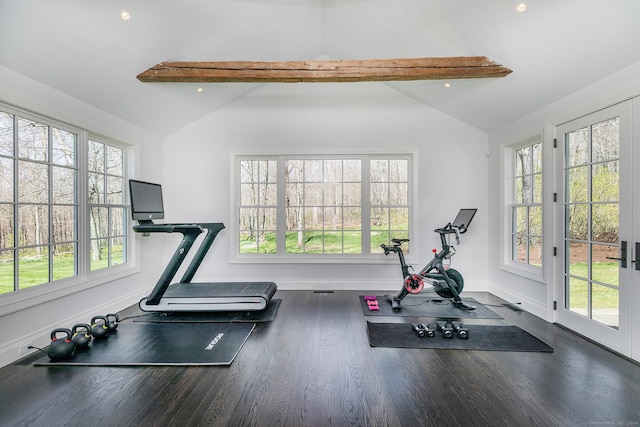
[77, 130, 88, 279]
[361, 156, 371, 254]
[12, 114, 18, 291]
[276, 156, 286, 255]
[48, 125, 53, 283]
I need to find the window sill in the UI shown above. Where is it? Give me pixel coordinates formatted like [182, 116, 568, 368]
[0, 264, 140, 317]
[231, 253, 418, 265]
[500, 261, 545, 284]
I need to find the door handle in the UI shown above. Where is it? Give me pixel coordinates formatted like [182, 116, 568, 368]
[606, 241, 627, 268]
[633, 242, 640, 271]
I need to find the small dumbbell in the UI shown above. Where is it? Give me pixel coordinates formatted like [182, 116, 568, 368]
[411, 323, 426, 337]
[436, 321, 454, 338]
[451, 321, 469, 339]
[418, 323, 435, 338]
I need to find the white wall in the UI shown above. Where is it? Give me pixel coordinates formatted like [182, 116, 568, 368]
[0, 66, 163, 367]
[162, 82, 489, 291]
[487, 60, 640, 320]
[0, 70, 490, 367]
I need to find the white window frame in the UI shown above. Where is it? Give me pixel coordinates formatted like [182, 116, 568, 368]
[0, 101, 136, 315]
[231, 153, 414, 264]
[500, 134, 546, 282]
[86, 136, 129, 272]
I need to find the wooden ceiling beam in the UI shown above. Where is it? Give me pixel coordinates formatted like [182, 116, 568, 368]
[136, 56, 512, 83]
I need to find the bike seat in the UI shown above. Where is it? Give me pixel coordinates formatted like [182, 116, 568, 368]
[391, 238, 410, 244]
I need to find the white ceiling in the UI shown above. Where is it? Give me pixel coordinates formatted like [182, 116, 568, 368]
[2, 0, 640, 136]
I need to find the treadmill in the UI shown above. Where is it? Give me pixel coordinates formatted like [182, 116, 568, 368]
[130, 180, 277, 312]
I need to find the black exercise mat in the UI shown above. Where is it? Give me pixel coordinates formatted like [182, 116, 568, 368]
[366, 321, 553, 352]
[359, 295, 502, 319]
[134, 299, 281, 323]
[34, 322, 255, 366]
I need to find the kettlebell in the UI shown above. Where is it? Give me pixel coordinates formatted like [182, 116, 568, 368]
[71, 323, 92, 349]
[106, 313, 119, 333]
[48, 328, 76, 361]
[91, 315, 110, 339]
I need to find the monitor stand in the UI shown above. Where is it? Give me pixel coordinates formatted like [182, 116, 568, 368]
[133, 222, 277, 312]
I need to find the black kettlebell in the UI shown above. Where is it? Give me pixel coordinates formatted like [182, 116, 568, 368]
[48, 328, 76, 361]
[106, 313, 119, 333]
[91, 315, 110, 339]
[71, 323, 92, 349]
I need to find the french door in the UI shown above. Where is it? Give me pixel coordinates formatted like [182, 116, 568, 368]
[555, 101, 636, 358]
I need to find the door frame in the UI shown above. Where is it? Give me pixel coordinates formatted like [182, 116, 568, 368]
[553, 100, 633, 357]
[632, 97, 640, 361]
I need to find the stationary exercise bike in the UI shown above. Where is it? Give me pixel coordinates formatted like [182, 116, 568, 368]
[381, 209, 477, 312]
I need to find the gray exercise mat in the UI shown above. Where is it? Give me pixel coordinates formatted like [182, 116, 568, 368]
[367, 322, 553, 352]
[34, 322, 255, 366]
[360, 295, 502, 319]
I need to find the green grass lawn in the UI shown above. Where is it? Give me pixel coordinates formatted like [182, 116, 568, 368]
[2, 247, 619, 315]
[239, 228, 408, 254]
[567, 262, 619, 311]
[0, 253, 113, 294]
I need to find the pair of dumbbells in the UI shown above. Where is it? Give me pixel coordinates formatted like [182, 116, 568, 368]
[411, 323, 436, 338]
[436, 320, 469, 339]
[364, 295, 379, 311]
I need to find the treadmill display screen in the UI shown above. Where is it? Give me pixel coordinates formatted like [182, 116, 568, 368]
[129, 179, 164, 222]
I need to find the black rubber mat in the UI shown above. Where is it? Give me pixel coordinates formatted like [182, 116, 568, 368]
[34, 322, 255, 366]
[367, 321, 553, 352]
[359, 295, 502, 319]
[134, 299, 281, 323]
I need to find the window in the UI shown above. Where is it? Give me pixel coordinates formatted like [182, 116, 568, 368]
[0, 104, 129, 296]
[510, 139, 543, 267]
[237, 155, 411, 258]
[88, 139, 127, 271]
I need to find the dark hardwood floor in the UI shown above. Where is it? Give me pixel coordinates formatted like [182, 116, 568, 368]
[2, 291, 640, 426]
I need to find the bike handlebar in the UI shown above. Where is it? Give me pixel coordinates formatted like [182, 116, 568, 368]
[383, 221, 464, 256]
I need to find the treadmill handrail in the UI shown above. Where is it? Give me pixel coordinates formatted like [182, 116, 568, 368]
[180, 223, 225, 283]
[132, 223, 204, 234]
[132, 222, 226, 306]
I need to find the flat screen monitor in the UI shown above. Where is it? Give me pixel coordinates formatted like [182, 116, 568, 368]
[129, 179, 164, 222]
[451, 208, 477, 233]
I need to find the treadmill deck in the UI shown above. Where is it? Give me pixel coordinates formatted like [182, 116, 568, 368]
[139, 282, 277, 312]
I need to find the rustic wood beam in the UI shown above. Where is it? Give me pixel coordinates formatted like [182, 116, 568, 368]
[136, 56, 512, 83]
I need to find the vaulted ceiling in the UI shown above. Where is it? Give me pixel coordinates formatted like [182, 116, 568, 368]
[2, 0, 640, 136]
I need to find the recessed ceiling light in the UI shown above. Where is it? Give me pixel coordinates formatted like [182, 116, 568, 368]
[120, 11, 131, 21]
[197, 87, 204, 93]
[443, 83, 451, 88]
[515, 3, 527, 13]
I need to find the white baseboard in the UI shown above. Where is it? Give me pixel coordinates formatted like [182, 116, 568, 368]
[274, 280, 396, 292]
[274, 279, 487, 292]
[0, 289, 146, 368]
[488, 280, 548, 320]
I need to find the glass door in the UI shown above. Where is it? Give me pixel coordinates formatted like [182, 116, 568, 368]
[555, 101, 633, 357]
